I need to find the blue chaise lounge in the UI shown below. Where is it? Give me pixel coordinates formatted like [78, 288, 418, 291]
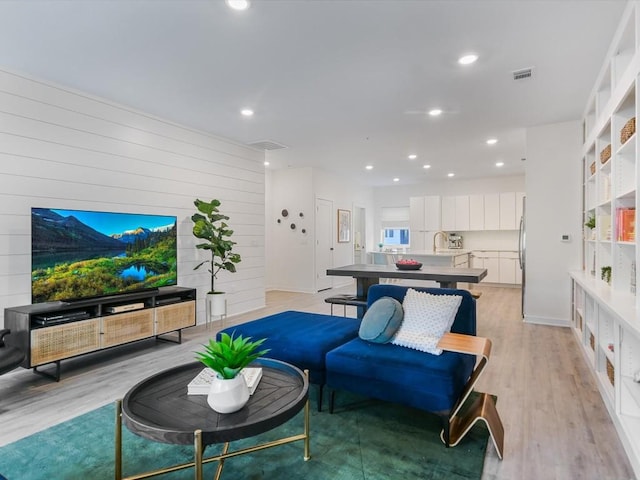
[218, 310, 360, 410]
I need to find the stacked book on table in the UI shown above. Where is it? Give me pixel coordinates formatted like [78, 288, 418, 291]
[187, 367, 263, 395]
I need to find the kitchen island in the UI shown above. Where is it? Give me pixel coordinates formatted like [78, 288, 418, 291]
[371, 250, 471, 268]
[400, 249, 471, 268]
[326, 263, 487, 318]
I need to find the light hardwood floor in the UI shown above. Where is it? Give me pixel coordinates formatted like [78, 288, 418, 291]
[0, 284, 635, 480]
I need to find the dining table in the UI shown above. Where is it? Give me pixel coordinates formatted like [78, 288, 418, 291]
[326, 263, 487, 318]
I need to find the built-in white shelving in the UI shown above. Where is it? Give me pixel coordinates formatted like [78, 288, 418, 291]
[572, 2, 640, 477]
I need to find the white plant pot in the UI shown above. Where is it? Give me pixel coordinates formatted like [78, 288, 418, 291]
[207, 374, 250, 414]
[207, 292, 227, 316]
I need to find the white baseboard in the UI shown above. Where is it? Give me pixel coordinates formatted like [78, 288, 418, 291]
[265, 286, 317, 294]
[523, 314, 570, 327]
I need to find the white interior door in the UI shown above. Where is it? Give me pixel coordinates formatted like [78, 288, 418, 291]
[353, 205, 366, 263]
[315, 198, 334, 291]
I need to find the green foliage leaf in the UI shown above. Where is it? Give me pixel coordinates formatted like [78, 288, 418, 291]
[194, 331, 270, 379]
[191, 199, 242, 292]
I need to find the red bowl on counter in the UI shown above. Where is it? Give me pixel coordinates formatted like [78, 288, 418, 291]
[395, 261, 422, 270]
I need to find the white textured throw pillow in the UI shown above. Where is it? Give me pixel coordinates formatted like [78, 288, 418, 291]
[391, 288, 463, 355]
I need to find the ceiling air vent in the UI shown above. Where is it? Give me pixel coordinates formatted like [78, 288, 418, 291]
[512, 67, 533, 81]
[247, 139, 288, 151]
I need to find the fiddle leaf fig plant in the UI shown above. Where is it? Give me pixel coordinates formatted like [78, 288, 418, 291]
[192, 199, 241, 293]
[195, 332, 269, 380]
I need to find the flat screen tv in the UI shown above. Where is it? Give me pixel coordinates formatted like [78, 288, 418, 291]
[31, 208, 178, 304]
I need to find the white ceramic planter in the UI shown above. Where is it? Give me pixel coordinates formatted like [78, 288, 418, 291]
[207, 374, 250, 414]
[207, 292, 227, 316]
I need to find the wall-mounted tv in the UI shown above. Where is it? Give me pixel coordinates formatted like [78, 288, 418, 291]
[31, 208, 178, 304]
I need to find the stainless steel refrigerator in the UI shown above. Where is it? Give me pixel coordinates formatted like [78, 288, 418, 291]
[518, 196, 526, 318]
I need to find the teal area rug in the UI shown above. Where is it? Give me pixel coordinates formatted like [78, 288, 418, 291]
[0, 392, 488, 480]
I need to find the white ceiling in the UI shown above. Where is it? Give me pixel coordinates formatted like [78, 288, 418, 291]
[0, 0, 627, 187]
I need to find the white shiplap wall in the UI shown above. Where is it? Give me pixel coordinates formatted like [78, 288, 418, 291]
[0, 69, 266, 328]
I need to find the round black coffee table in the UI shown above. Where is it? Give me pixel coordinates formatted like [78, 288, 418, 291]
[115, 358, 309, 480]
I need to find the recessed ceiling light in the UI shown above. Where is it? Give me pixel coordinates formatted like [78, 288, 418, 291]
[495, 161, 504, 167]
[226, 0, 250, 10]
[428, 109, 442, 116]
[486, 138, 498, 145]
[241, 108, 254, 117]
[423, 164, 431, 169]
[264, 161, 270, 166]
[365, 165, 374, 170]
[408, 154, 417, 160]
[447, 173, 455, 177]
[393, 178, 400, 182]
[458, 54, 478, 65]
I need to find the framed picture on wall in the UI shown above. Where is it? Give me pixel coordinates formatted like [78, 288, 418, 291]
[337, 209, 351, 243]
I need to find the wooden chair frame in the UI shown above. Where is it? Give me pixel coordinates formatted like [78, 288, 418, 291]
[437, 332, 504, 459]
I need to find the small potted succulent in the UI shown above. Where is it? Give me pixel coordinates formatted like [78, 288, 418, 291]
[196, 332, 269, 413]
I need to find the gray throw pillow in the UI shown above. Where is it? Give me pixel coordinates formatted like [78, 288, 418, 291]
[358, 296, 404, 343]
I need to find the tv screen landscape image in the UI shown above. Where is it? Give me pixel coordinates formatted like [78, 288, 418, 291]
[31, 208, 178, 304]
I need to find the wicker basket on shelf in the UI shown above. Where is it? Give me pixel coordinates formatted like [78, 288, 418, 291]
[606, 357, 615, 386]
[600, 144, 611, 164]
[590, 162, 596, 176]
[590, 332, 595, 350]
[621, 117, 636, 145]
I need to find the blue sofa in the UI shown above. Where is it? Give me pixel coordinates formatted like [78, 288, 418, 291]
[218, 284, 477, 446]
[325, 284, 476, 445]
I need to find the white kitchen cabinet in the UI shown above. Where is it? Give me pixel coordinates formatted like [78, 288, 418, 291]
[441, 195, 469, 231]
[499, 192, 517, 230]
[474, 250, 521, 284]
[498, 258, 516, 284]
[455, 195, 470, 231]
[438, 193, 521, 232]
[498, 251, 521, 284]
[424, 196, 441, 231]
[441, 196, 456, 231]
[485, 257, 500, 283]
[469, 195, 484, 230]
[410, 196, 441, 231]
[472, 250, 500, 283]
[410, 196, 441, 250]
[484, 194, 500, 230]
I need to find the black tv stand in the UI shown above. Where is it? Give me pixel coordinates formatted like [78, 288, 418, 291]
[4, 286, 196, 381]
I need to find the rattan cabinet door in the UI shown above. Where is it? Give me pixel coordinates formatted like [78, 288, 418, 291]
[30, 319, 101, 366]
[155, 301, 196, 335]
[102, 310, 154, 348]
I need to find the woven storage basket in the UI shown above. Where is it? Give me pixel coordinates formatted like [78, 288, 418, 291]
[621, 117, 636, 145]
[600, 144, 611, 164]
[590, 162, 596, 176]
[606, 357, 615, 386]
[590, 332, 595, 350]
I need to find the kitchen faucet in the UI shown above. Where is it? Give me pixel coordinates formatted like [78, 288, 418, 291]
[433, 231, 448, 252]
